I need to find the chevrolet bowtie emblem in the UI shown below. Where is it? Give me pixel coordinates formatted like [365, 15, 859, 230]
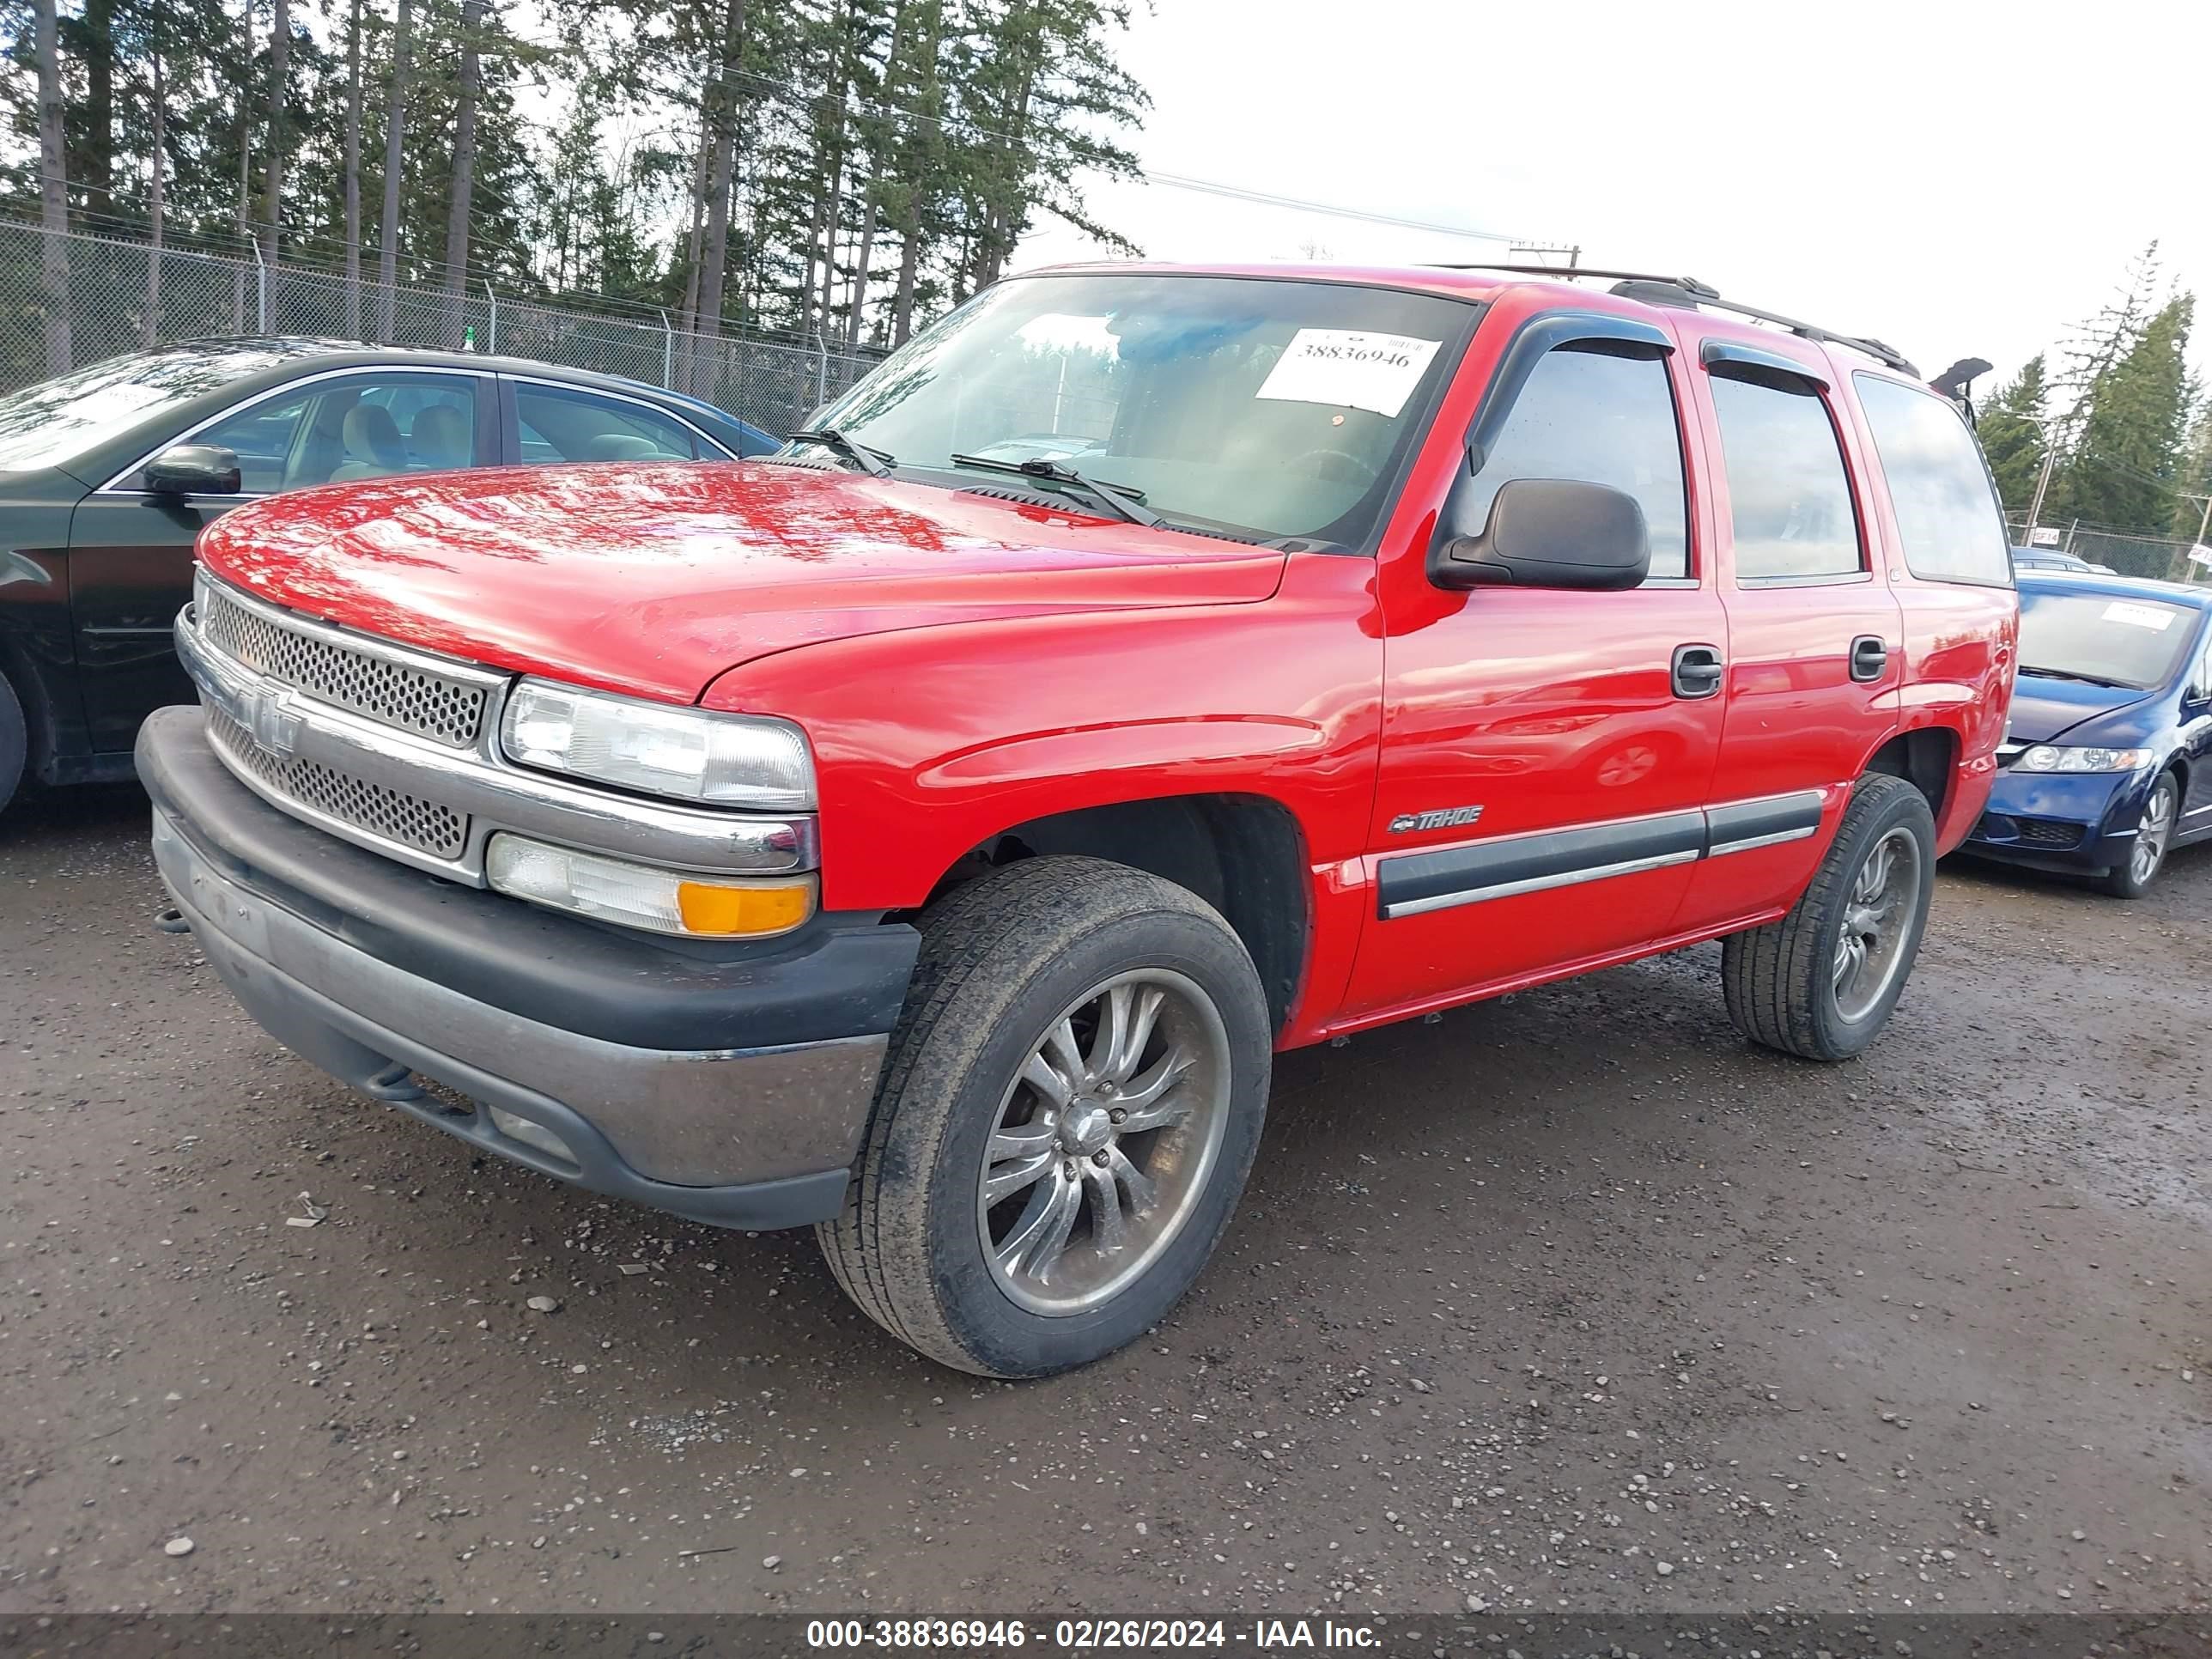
[248, 684, 305, 759]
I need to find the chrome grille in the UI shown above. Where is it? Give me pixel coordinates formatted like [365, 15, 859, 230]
[207, 708, 468, 860]
[198, 580, 486, 747]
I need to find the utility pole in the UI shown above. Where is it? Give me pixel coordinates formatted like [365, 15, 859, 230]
[1509, 243, 1581, 270]
[2021, 441, 2059, 549]
[2180, 492, 2212, 582]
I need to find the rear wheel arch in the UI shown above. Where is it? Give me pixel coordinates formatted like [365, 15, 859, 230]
[916, 793, 1312, 1036]
[1861, 726, 1956, 828]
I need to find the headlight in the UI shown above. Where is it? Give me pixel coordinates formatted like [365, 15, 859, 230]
[501, 680, 813, 810]
[2014, 744, 2155, 773]
[486, 835, 815, 938]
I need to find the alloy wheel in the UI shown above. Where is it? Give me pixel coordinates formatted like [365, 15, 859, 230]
[2131, 780, 2176, 885]
[977, 968, 1231, 1316]
[1832, 825, 1922, 1023]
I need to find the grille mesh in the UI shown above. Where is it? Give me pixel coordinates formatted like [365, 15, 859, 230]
[198, 583, 486, 747]
[2017, 818, 2084, 849]
[208, 708, 468, 860]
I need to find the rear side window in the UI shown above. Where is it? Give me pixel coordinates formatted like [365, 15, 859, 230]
[1853, 373, 2013, 586]
[1708, 367, 1862, 580]
[1464, 343, 1691, 580]
[515, 384, 702, 463]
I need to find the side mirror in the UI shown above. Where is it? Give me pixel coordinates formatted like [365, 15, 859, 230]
[1428, 473, 1650, 592]
[144, 444, 244, 497]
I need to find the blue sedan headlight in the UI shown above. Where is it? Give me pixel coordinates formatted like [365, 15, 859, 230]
[2014, 744, 2155, 773]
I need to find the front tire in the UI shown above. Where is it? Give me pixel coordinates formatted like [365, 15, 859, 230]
[817, 856, 1272, 1378]
[2097, 770, 2178, 898]
[1723, 773, 1936, 1061]
[0, 673, 25, 821]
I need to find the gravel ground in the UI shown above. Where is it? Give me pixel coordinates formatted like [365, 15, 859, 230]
[0, 782, 2206, 1619]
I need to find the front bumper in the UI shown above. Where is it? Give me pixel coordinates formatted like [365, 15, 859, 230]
[1960, 766, 2148, 875]
[138, 706, 921, 1230]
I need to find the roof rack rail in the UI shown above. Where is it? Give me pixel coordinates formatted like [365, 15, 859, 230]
[1425, 264, 1918, 379]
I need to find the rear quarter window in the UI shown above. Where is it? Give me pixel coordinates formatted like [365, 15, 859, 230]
[1853, 373, 2013, 586]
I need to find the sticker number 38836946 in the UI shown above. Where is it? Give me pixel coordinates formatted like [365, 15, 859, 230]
[1255, 329, 1443, 420]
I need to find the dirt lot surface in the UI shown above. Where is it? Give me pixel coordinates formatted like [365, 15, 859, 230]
[1, 783, 2206, 1620]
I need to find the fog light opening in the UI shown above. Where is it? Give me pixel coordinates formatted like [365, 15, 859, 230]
[485, 1104, 579, 1170]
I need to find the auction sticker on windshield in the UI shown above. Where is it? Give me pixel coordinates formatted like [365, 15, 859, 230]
[2103, 601, 2179, 630]
[1255, 329, 1442, 418]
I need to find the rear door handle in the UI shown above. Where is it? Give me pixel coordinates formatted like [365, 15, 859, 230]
[1671, 642, 1724, 700]
[1850, 635, 1889, 683]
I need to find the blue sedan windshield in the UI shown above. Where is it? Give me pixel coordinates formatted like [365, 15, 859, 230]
[2018, 589, 2197, 690]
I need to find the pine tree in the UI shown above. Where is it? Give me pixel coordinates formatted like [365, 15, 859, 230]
[0, 0, 1148, 374]
[2051, 294, 2197, 535]
[2168, 410, 2212, 548]
[1976, 354, 2050, 517]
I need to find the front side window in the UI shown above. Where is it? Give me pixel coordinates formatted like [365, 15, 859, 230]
[1852, 373, 2012, 586]
[185, 390, 313, 494]
[1460, 342, 1691, 580]
[179, 374, 479, 493]
[1709, 367, 1862, 580]
[515, 385, 703, 463]
[2017, 589, 2198, 691]
[803, 273, 1480, 546]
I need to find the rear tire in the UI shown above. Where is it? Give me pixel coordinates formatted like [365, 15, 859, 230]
[2096, 770, 2178, 899]
[1723, 773, 1936, 1061]
[0, 673, 25, 822]
[817, 855, 1272, 1378]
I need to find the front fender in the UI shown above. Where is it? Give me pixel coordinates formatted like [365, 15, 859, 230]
[699, 556, 1384, 914]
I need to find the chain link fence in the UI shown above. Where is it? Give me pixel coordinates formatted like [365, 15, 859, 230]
[2004, 510, 2208, 583]
[0, 217, 882, 437]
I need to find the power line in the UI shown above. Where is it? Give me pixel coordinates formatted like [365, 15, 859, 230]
[511, 33, 1540, 248]
[1136, 172, 1528, 246]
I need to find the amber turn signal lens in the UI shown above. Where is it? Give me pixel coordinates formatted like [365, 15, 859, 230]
[676, 877, 814, 937]
[485, 834, 815, 939]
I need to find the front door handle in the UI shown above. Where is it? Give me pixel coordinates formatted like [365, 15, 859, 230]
[1850, 635, 1889, 683]
[1671, 642, 1724, 700]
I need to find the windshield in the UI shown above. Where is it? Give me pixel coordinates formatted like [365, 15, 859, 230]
[0, 343, 312, 474]
[2017, 589, 2198, 690]
[805, 273, 1479, 546]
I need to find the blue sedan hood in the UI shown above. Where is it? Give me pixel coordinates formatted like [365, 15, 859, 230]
[2005, 675, 2154, 744]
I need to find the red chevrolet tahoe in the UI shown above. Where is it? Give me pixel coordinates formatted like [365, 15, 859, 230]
[138, 264, 2018, 1376]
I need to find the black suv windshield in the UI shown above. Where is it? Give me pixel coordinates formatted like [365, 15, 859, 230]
[803, 274, 1478, 546]
[2017, 588, 2199, 690]
[0, 342, 315, 473]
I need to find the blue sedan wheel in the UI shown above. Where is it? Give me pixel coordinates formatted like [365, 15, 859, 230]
[2101, 772, 2178, 899]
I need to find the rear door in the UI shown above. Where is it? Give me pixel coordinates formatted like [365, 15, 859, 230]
[1342, 310, 1729, 1022]
[67, 368, 493, 752]
[1672, 338, 1901, 933]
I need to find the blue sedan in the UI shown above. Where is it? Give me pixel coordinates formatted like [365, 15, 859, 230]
[1966, 571, 2212, 897]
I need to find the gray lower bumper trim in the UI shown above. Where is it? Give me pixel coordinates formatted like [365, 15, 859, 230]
[154, 805, 883, 1226]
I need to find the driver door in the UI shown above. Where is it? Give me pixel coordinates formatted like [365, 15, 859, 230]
[1342, 316, 1729, 1022]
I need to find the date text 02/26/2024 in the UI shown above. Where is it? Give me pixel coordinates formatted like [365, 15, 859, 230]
[805, 1619, 1382, 1650]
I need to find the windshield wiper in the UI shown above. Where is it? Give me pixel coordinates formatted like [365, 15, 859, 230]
[2019, 664, 2134, 689]
[947, 453, 1163, 529]
[786, 427, 892, 477]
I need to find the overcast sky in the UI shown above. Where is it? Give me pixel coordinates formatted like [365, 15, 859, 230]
[1012, 0, 2212, 398]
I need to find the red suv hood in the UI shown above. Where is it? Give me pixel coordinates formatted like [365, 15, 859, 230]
[196, 462, 1288, 702]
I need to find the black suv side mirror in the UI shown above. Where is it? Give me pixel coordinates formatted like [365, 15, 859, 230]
[1427, 474, 1651, 592]
[144, 444, 244, 497]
